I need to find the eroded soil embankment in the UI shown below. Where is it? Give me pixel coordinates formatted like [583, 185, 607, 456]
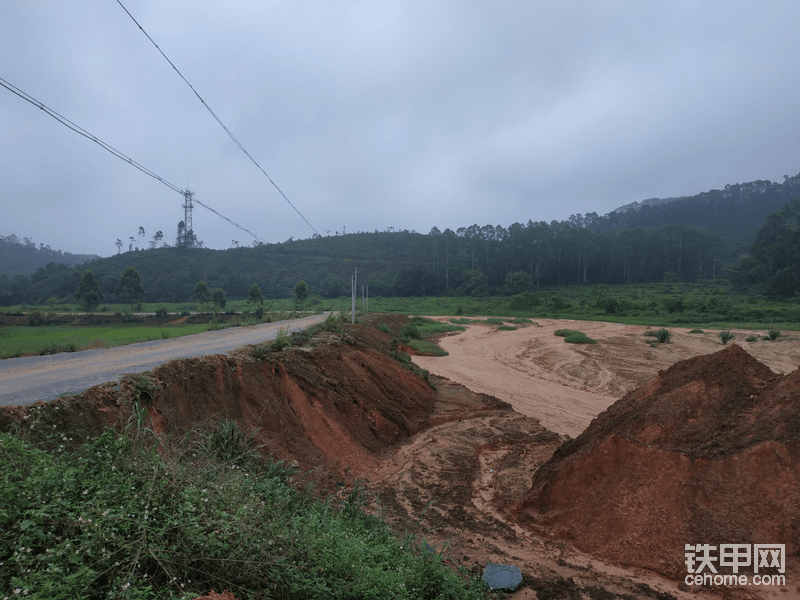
[0, 325, 439, 485]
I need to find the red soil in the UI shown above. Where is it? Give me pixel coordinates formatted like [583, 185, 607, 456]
[520, 344, 800, 583]
[0, 324, 437, 488]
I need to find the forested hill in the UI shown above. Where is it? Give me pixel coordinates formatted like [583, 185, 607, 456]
[586, 171, 800, 256]
[4, 171, 799, 304]
[0, 234, 99, 275]
[4, 221, 725, 305]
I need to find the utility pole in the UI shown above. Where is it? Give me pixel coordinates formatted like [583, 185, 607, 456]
[351, 267, 357, 324]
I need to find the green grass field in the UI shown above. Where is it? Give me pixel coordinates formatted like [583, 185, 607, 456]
[0, 323, 211, 357]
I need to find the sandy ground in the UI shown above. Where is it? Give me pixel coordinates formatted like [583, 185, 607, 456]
[385, 320, 800, 598]
[413, 319, 800, 438]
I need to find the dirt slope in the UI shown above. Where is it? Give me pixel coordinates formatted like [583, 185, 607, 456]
[519, 344, 800, 583]
[0, 325, 437, 485]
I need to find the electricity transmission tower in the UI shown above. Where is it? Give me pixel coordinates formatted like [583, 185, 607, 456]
[180, 188, 195, 248]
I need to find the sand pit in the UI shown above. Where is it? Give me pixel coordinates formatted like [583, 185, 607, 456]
[413, 319, 800, 438]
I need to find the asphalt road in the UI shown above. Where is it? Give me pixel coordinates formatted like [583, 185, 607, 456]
[0, 313, 328, 407]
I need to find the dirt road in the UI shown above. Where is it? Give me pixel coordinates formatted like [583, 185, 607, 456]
[413, 319, 800, 437]
[0, 314, 327, 406]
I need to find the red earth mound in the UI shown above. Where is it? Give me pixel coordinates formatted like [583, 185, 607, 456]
[0, 324, 438, 487]
[518, 344, 800, 578]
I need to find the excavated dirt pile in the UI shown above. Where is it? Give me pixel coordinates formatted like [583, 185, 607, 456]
[0, 324, 438, 485]
[519, 343, 800, 578]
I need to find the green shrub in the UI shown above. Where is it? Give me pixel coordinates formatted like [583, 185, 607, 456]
[549, 295, 571, 311]
[320, 312, 344, 332]
[718, 331, 735, 345]
[746, 336, 758, 342]
[654, 328, 671, 343]
[26, 310, 44, 326]
[399, 323, 421, 341]
[271, 327, 292, 351]
[377, 322, 391, 334]
[196, 419, 264, 467]
[117, 374, 161, 406]
[688, 329, 705, 334]
[768, 330, 781, 341]
[508, 291, 540, 311]
[497, 325, 518, 331]
[555, 329, 597, 344]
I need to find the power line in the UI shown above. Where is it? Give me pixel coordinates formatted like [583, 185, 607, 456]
[0, 76, 183, 195]
[115, 0, 325, 241]
[0, 75, 267, 245]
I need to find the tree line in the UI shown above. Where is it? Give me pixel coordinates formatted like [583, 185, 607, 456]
[0, 218, 729, 306]
[71, 266, 318, 315]
[730, 198, 800, 297]
[400, 220, 726, 296]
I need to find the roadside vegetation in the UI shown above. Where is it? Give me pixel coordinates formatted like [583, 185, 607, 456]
[0, 310, 318, 359]
[396, 317, 464, 356]
[0, 414, 486, 599]
[4, 279, 799, 358]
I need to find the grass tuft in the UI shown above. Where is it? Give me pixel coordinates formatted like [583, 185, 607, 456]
[554, 329, 597, 344]
[407, 339, 449, 355]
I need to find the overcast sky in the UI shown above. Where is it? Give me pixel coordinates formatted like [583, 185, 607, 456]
[2, 1, 800, 257]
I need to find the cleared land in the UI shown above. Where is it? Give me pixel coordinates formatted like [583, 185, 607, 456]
[413, 319, 800, 437]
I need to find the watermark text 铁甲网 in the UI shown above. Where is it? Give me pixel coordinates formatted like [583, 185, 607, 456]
[684, 544, 786, 587]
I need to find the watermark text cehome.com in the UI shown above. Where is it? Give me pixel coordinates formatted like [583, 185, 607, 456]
[684, 544, 786, 587]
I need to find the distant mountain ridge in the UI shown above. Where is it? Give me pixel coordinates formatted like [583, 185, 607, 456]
[591, 171, 800, 256]
[3, 169, 798, 303]
[0, 234, 99, 275]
